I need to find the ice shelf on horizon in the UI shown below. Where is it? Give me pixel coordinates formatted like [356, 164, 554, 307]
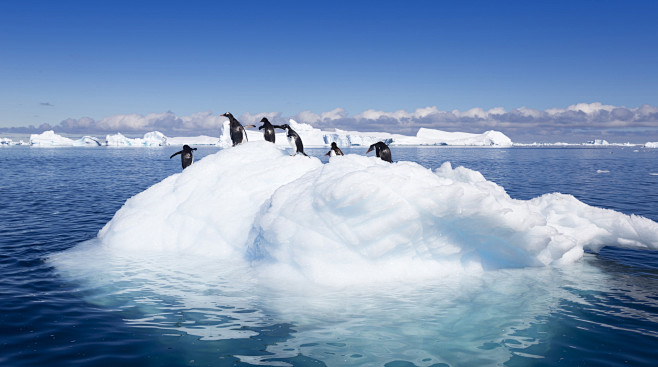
[22, 120, 515, 147]
[3, 121, 658, 147]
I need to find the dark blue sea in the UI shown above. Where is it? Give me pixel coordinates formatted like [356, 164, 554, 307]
[1, 146, 658, 366]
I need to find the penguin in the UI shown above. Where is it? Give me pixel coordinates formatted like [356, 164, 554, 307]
[325, 142, 344, 157]
[170, 145, 197, 169]
[258, 117, 283, 143]
[221, 112, 248, 146]
[366, 141, 392, 163]
[278, 124, 308, 156]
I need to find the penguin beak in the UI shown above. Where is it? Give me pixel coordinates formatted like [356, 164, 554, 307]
[366, 147, 373, 154]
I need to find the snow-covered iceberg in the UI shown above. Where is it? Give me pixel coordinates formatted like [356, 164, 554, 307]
[105, 131, 167, 147]
[166, 135, 220, 146]
[27, 130, 220, 147]
[1, 137, 17, 146]
[413, 128, 512, 146]
[645, 142, 658, 148]
[30, 130, 101, 146]
[65, 142, 658, 287]
[586, 139, 610, 145]
[218, 119, 513, 148]
[106, 131, 221, 147]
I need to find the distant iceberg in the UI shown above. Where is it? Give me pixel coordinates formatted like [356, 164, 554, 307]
[30, 130, 101, 147]
[645, 142, 658, 148]
[218, 119, 513, 148]
[14, 125, 641, 148]
[586, 139, 609, 145]
[1, 137, 18, 146]
[105, 131, 167, 147]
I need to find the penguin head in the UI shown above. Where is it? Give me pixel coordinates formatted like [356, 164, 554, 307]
[331, 142, 338, 148]
[280, 124, 290, 131]
[221, 112, 233, 118]
[260, 117, 270, 123]
[183, 145, 196, 152]
[366, 143, 375, 155]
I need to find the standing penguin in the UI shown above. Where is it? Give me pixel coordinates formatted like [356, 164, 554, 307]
[258, 117, 283, 143]
[170, 145, 197, 169]
[221, 112, 248, 146]
[278, 124, 308, 156]
[366, 141, 392, 163]
[325, 142, 344, 157]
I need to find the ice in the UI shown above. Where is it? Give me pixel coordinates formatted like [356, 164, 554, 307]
[29, 130, 101, 146]
[587, 139, 610, 145]
[13, 125, 649, 149]
[1, 137, 18, 146]
[48, 141, 658, 363]
[166, 135, 220, 146]
[97, 142, 322, 257]
[218, 119, 513, 148]
[105, 131, 167, 146]
[67, 142, 658, 287]
[413, 128, 512, 146]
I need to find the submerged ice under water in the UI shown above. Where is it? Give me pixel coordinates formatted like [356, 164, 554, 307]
[46, 143, 658, 366]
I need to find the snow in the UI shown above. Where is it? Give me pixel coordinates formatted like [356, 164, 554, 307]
[586, 139, 609, 145]
[9, 126, 653, 148]
[55, 142, 658, 288]
[29, 130, 101, 147]
[105, 131, 167, 146]
[218, 119, 515, 148]
[166, 135, 220, 146]
[1, 137, 17, 146]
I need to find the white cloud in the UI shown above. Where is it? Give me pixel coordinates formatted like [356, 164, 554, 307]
[36, 102, 658, 143]
[238, 111, 283, 125]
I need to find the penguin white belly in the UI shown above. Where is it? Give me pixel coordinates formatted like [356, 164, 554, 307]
[287, 135, 297, 154]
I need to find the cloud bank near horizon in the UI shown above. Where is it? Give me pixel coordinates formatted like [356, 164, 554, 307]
[3, 103, 658, 143]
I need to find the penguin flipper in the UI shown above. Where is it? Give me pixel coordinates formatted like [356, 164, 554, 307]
[170, 151, 182, 159]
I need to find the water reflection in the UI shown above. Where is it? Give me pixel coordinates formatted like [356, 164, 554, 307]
[50, 240, 652, 366]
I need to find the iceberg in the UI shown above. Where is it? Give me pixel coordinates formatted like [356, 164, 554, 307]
[30, 130, 101, 146]
[1, 137, 16, 146]
[105, 131, 167, 147]
[166, 135, 220, 146]
[586, 139, 610, 145]
[645, 142, 658, 148]
[218, 119, 514, 148]
[67, 142, 658, 287]
[414, 128, 512, 146]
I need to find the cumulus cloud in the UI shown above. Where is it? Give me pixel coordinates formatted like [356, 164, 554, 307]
[291, 103, 658, 142]
[54, 111, 228, 135]
[4, 103, 657, 142]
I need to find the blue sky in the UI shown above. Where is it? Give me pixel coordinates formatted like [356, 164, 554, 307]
[1, 0, 657, 142]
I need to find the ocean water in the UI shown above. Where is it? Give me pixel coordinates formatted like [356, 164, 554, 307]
[1, 145, 658, 366]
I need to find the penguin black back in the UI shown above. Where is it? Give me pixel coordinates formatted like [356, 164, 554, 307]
[325, 142, 344, 156]
[221, 112, 247, 146]
[279, 124, 308, 156]
[170, 144, 197, 169]
[259, 117, 278, 143]
[366, 141, 392, 163]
